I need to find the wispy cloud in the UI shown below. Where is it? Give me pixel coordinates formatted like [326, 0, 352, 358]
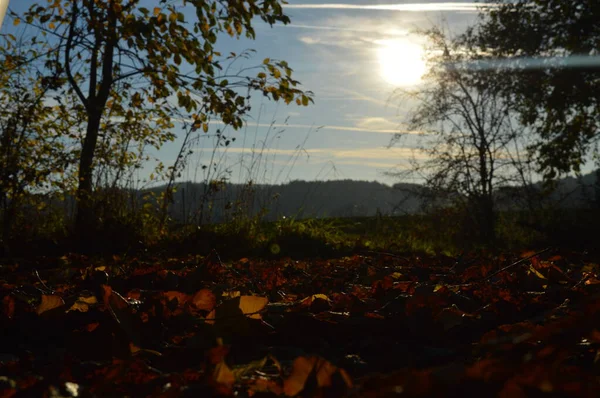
[217, 146, 429, 161]
[333, 160, 401, 168]
[285, 3, 497, 12]
[354, 117, 400, 131]
[336, 88, 392, 107]
[197, 119, 416, 134]
[286, 24, 379, 33]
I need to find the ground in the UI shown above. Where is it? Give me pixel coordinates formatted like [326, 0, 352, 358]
[2, 248, 600, 396]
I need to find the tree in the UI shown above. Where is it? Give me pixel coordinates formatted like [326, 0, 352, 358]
[389, 28, 536, 244]
[15, 0, 312, 237]
[474, 0, 600, 178]
[0, 32, 77, 254]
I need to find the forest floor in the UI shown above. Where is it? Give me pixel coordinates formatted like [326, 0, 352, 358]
[2, 247, 600, 397]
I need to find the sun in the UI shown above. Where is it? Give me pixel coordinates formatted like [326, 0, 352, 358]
[377, 39, 426, 87]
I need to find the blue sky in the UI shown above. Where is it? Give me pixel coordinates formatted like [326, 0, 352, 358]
[191, 1, 486, 184]
[2, 1, 491, 185]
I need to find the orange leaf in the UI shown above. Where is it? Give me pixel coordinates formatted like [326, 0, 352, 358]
[239, 296, 268, 319]
[205, 309, 216, 325]
[283, 356, 352, 396]
[3, 295, 15, 319]
[163, 291, 190, 306]
[213, 361, 235, 385]
[37, 295, 65, 315]
[191, 289, 216, 312]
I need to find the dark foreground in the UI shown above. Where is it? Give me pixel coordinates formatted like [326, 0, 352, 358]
[2, 248, 600, 397]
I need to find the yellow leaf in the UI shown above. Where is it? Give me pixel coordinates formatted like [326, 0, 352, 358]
[202, 123, 208, 133]
[213, 361, 235, 385]
[153, 7, 161, 16]
[222, 290, 241, 299]
[49, 22, 55, 29]
[13, 18, 20, 26]
[529, 265, 547, 280]
[37, 295, 65, 315]
[205, 308, 216, 325]
[263, 58, 270, 65]
[67, 295, 98, 313]
[239, 296, 268, 319]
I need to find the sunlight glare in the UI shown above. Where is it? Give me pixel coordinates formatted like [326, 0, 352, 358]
[377, 39, 426, 87]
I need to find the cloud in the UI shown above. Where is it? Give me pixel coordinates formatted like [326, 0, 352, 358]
[285, 3, 497, 12]
[299, 36, 321, 45]
[174, 118, 418, 134]
[193, 146, 429, 161]
[333, 160, 401, 169]
[330, 147, 430, 160]
[354, 117, 400, 132]
[335, 88, 392, 107]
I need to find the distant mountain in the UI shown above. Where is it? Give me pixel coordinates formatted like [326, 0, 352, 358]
[145, 170, 600, 223]
[147, 179, 424, 223]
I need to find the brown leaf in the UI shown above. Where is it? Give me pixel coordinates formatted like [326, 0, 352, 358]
[283, 356, 352, 396]
[37, 294, 65, 315]
[2, 295, 15, 319]
[191, 289, 216, 312]
[163, 291, 190, 306]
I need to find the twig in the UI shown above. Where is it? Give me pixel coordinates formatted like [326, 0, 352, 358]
[482, 248, 551, 282]
[360, 250, 410, 262]
[33, 269, 54, 294]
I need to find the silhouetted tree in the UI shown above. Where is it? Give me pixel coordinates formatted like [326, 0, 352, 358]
[389, 28, 537, 243]
[474, 0, 600, 178]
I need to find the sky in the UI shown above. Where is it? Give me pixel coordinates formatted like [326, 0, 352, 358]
[190, 0, 487, 185]
[2, 1, 494, 186]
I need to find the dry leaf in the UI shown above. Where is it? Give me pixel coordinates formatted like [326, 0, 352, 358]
[222, 290, 241, 299]
[239, 296, 268, 319]
[37, 295, 65, 315]
[213, 361, 235, 385]
[2, 295, 15, 319]
[67, 296, 98, 313]
[191, 289, 216, 311]
[163, 291, 190, 306]
[283, 356, 352, 396]
[205, 309, 217, 325]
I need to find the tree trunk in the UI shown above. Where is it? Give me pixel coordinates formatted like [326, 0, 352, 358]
[75, 110, 102, 239]
[478, 196, 496, 244]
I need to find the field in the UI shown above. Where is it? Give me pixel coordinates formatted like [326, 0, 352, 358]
[3, 233, 600, 396]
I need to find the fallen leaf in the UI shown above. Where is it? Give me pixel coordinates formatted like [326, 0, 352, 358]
[213, 361, 235, 385]
[67, 295, 98, 313]
[222, 290, 241, 299]
[239, 296, 268, 319]
[2, 295, 15, 319]
[283, 356, 352, 396]
[205, 309, 216, 325]
[163, 291, 190, 306]
[191, 289, 216, 311]
[37, 294, 65, 315]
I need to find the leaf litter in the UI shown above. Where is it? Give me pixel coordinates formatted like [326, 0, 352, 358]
[2, 249, 600, 396]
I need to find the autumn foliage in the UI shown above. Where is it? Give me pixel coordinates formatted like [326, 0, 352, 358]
[2, 248, 600, 396]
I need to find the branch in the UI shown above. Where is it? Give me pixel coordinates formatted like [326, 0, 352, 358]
[65, 0, 88, 108]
